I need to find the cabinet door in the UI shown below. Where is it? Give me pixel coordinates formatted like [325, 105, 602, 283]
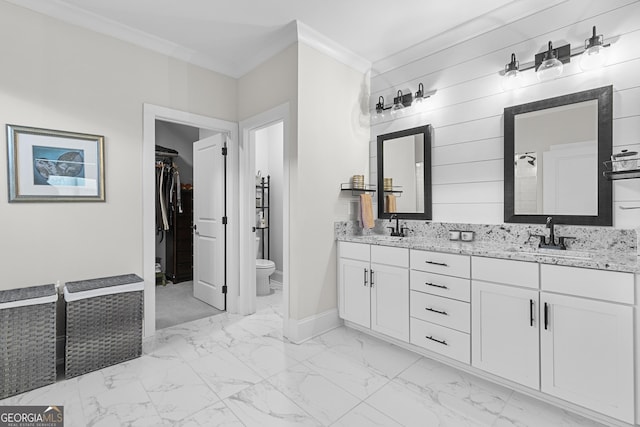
[338, 258, 371, 328]
[371, 263, 409, 341]
[472, 281, 539, 389]
[540, 293, 634, 423]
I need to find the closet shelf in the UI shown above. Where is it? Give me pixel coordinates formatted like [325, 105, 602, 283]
[340, 183, 376, 195]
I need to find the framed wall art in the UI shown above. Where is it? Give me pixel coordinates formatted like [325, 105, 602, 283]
[6, 125, 105, 202]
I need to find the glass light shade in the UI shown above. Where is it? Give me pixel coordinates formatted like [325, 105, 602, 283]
[372, 109, 385, 122]
[580, 45, 607, 71]
[390, 102, 405, 117]
[501, 69, 522, 91]
[412, 96, 427, 112]
[536, 58, 564, 82]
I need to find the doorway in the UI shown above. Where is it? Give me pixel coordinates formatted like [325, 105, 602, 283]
[143, 104, 239, 337]
[154, 121, 226, 329]
[254, 121, 284, 310]
[239, 103, 291, 339]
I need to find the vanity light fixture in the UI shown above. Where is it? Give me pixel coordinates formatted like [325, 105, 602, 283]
[372, 96, 386, 121]
[580, 26, 608, 71]
[412, 83, 426, 108]
[390, 90, 407, 117]
[499, 26, 613, 87]
[371, 83, 435, 121]
[501, 53, 522, 91]
[535, 41, 568, 82]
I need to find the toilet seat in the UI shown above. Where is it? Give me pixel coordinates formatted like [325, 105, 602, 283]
[256, 259, 275, 269]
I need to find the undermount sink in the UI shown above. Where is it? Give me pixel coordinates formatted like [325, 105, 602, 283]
[507, 247, 594, 260]
[372, 235, 407, 242]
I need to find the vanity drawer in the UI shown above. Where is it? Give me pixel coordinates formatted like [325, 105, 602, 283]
[541, 264, 634, 304]
[338, 242, 369, 261]
[472, 256, 539, 289]
[411, 291, 470, 333]
[410, 318, 470, 364]
[371, 245, 409, 268]
[410, 270, 470, 302]
[410, 250, 470, 278]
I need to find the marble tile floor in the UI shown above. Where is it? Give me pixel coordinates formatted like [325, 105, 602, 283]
[1, 289, 607, 427]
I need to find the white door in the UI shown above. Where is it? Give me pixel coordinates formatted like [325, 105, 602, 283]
[338, 258, 371, 328]
[542, 142, 597, 215]
[371, 263, 409, 341]
[472, 281, 539, 389]
[540, 293, 634, 423]
[193, 134, 226, 310]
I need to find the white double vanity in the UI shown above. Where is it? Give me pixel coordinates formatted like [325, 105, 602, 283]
[337, 234, 639, 425]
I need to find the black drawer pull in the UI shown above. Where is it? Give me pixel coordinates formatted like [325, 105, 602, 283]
[364, 269, 368, 287]
[425, 335, 447, 346]
[544, 302, 549, 330]
[425, 307, 448, 316]
[530, 299, 534, 327]
[425, 260, 448, 267]
[425, 282, 448, 290]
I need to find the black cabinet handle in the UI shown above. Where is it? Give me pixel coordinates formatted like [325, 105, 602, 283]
[530, 299, 534, 327]
[544, 302, 549, 330]
[364, 269, 368, 287]
[425, 260, 448, 267]
[425, 282, 448, 290]
[425, 335, 448, 346]
[370, 270, 375, 287]
[425, 307, 448, 316]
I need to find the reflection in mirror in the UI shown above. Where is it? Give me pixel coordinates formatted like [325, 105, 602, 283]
[504, 85, 612, 226]
[514, 100, 598, 215]
[377, 125, 431, 220]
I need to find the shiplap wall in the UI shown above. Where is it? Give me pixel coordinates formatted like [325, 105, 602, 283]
[369, 0, 640, 227]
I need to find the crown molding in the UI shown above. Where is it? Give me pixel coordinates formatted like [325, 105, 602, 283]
[296, 21, 371, 74]
[7, 0, 370, 79]
[7, 0, 244, 76]
[234, 20, 299, 78]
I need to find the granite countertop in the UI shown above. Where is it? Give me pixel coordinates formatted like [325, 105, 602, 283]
[337, 234, 640, 274]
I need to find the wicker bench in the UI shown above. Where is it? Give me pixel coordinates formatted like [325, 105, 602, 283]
[64, 274, 143, 378]
[0, 284, 57, 399]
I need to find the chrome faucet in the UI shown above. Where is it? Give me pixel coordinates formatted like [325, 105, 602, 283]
[387, 214, 409, 237]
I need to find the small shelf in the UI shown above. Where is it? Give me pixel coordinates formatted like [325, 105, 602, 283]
[383, 186, 403, 195]
[341, 183, 376, 195]
[256, 226, 269, 230]
[603, 169, 640, 180]
[256, 206, 269, 209]
[603, 158, 640, 180]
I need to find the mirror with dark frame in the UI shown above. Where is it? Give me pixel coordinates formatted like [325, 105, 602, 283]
[504, 85, 613, 226]
[377, 124, 432, 220]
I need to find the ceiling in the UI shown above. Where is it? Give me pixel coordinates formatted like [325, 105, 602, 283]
[9, 0, 562, 77]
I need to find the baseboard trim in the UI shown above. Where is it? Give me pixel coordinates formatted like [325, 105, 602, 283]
[286, 308, 342, 344]
[271, 270, 283, 286]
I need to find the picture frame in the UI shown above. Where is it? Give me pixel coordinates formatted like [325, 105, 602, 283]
[6, 125, 105, 202]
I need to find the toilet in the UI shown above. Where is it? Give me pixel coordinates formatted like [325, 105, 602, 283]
[255, 237, 275, 296]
